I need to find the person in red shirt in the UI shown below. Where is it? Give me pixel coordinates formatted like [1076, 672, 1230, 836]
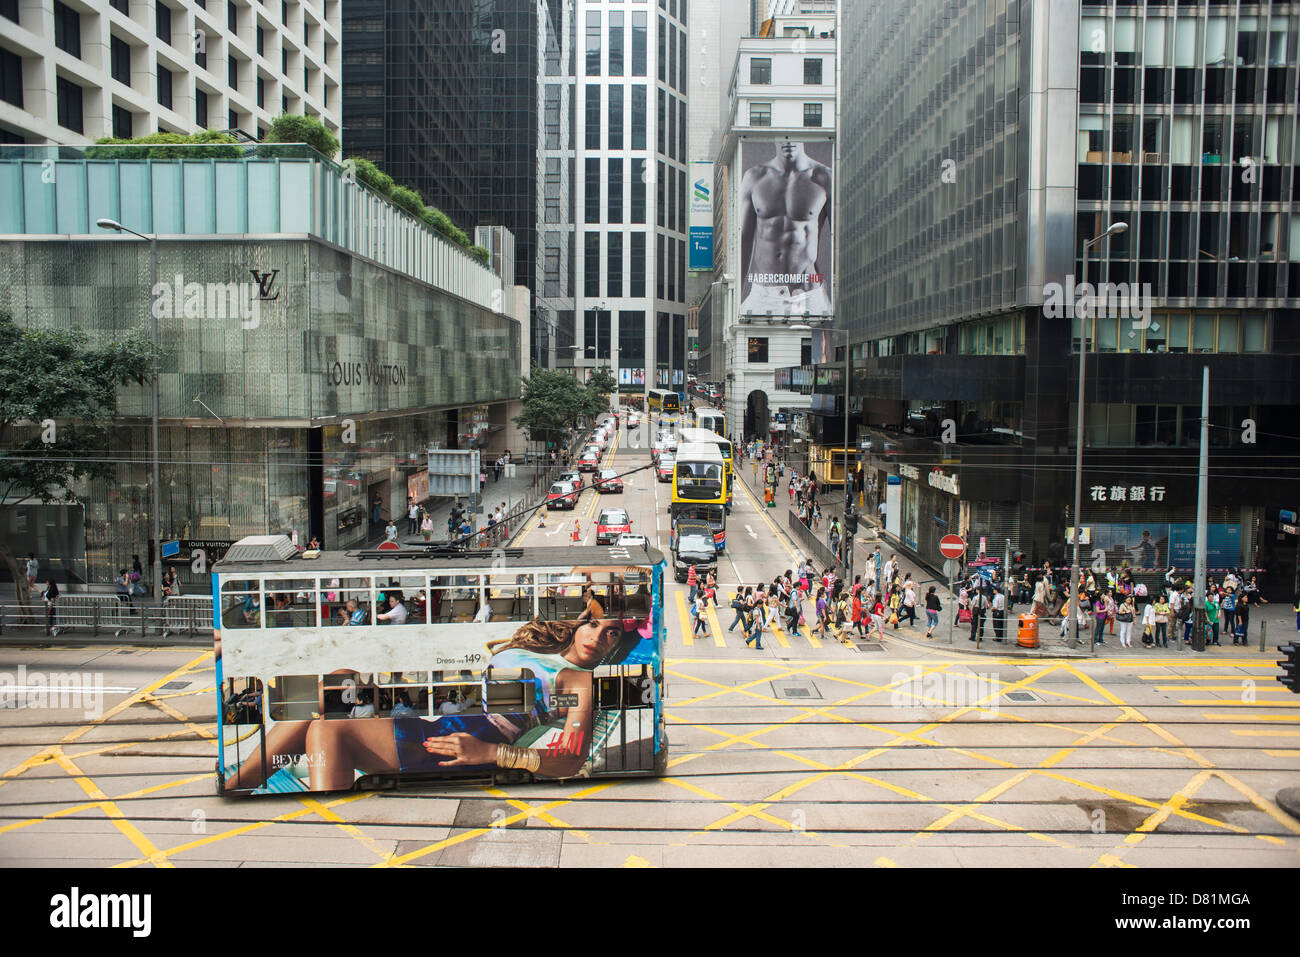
[686, 565, 699, 603]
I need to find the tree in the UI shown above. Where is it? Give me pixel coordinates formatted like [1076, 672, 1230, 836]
[263, 114, 341, 160]
[587, 366, 616, 405]
[0, 313, 155, 605]
[513, 368, 604, 450]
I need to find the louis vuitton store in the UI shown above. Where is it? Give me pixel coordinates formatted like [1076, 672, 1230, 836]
[1, 237, 520, 586]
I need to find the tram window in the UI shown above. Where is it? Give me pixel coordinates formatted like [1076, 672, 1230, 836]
[484, 670, 537, 714]
[223, 677, 264, 724]
[597, 665, 652, 709]
[376, 673, 431, 716]
[322, 672, 376, 719]
[267, 675, 319, 722]
[378, 576, 429, 624]
[430, 682, 481, 715]
[622, 572, 652, 616]
[539, 573, 587, 620]
[220, 591, 262, 629]
[486, 573, 535, 621]
[430, 575, 481, 623]
[262, 582, 317, 628]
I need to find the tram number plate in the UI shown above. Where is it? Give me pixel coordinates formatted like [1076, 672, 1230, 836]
[553, 693, 580, 708]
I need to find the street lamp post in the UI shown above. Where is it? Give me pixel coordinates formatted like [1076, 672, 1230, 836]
[791, 322, 853, 580]
[97, 217, 163, 605]
[1067, 221, 1127, 652]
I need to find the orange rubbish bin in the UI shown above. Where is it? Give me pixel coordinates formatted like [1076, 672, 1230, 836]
[1017, 614, 1039, 648]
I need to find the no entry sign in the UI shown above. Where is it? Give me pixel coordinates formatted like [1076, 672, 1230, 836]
[939, 534, 966, 559]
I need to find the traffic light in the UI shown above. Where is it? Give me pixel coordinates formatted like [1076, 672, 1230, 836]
[844, 507, 858, 537]
[1278, 643, 1300, 694]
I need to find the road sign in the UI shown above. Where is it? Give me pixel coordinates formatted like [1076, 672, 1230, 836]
[942, 558, 962, 580]
[160, 540, 180, 559]
[939, 534, 966, 559]
[377, 540, 401, 551]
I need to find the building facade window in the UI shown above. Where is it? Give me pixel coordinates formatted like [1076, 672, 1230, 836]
[609, 11, 624, 76]
[750, 57, 771, 84]
[631, 172, 646, 224]
[196, 88, 208, 128]
[54, 2, 82, 58]
[585, 158, 600, 223]
[608, 83, 623, 149]
[156, 2, 172, 44]
[585, 232, 601, 297]
[585, 84, 600, 149]
[229, 56, 239, 91]
[111, 36, 131, 86]
[56, 76, 83, 133]
[631, 84, 646, 148]
[750, 102, 771, 126]
[158, 64, 173, 109]
[748, 337, 769, 363]
[112, 104, 132, 138]
[608, 233, 623, 298]
[586, 11, 601, 75]
[0, 47, 21, 108]
[632, 12, 647, 76]
[803, 102, 822, 127]
[804, 57, 822, 85]
[631, 233, 646, 297]
[608, 158, 623, 224]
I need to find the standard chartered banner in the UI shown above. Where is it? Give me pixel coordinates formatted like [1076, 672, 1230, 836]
[738, 139, 833, 317]
[690, 160, 714, 271]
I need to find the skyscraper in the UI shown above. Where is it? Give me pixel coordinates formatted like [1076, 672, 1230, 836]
[836, 0, 1300, 592]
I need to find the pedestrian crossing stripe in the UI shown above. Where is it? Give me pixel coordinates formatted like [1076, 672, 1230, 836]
[704, 598, 727, 648]
[674, 590, 695, 648]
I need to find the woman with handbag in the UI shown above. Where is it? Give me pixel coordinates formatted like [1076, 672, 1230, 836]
[924, 586, 942, 639]
[1116, 594, 1136, 648]
[1141, 597, 1156, 647]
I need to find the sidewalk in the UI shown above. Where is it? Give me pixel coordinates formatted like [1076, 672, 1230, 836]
[735, 456, 1298, 658]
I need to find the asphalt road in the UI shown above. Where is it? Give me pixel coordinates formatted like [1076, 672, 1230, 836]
[0, 418, 1297, 867]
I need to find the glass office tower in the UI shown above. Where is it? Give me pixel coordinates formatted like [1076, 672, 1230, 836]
[835, 0, 1300, 596]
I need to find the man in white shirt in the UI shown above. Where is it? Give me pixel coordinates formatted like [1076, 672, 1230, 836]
[438, 692, 465, 715]
[408, 498, 420, 535]
[349, 691, 376, 718]
[991, 588, 1007, 641]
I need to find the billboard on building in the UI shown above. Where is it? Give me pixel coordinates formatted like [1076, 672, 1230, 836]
[689, 161, 714, 271]
[738, 139, 833, 317]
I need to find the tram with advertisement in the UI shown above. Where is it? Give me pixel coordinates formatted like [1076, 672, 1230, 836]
[678, 427, 734, 511]
[647, 388, 681, 425]
[212, 536, 667, 795]
[669, 442, 727, 552]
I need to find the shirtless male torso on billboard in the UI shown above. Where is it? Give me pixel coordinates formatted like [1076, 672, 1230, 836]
[739, 141, 832, 315]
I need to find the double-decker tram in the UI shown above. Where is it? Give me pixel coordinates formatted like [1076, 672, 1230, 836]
[695, 409, 725, 437]
[670, 442, 727, 551]
[678, 426, 734, 512]
[213, 536, 668, 795]
[646, 388, 681, 425]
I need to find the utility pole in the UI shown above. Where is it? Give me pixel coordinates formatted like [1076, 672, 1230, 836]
[1192, 366, 1209, 651]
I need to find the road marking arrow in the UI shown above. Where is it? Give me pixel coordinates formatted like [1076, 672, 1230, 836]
[745, 524, 757, 539]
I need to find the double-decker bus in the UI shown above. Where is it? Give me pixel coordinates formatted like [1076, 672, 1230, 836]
[696, 409, 725, 437]
[670, 442, 726, 551]
[678, 426, 734, 512]
[646, 388, 681, 425]
[212, 536, 667, 795]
